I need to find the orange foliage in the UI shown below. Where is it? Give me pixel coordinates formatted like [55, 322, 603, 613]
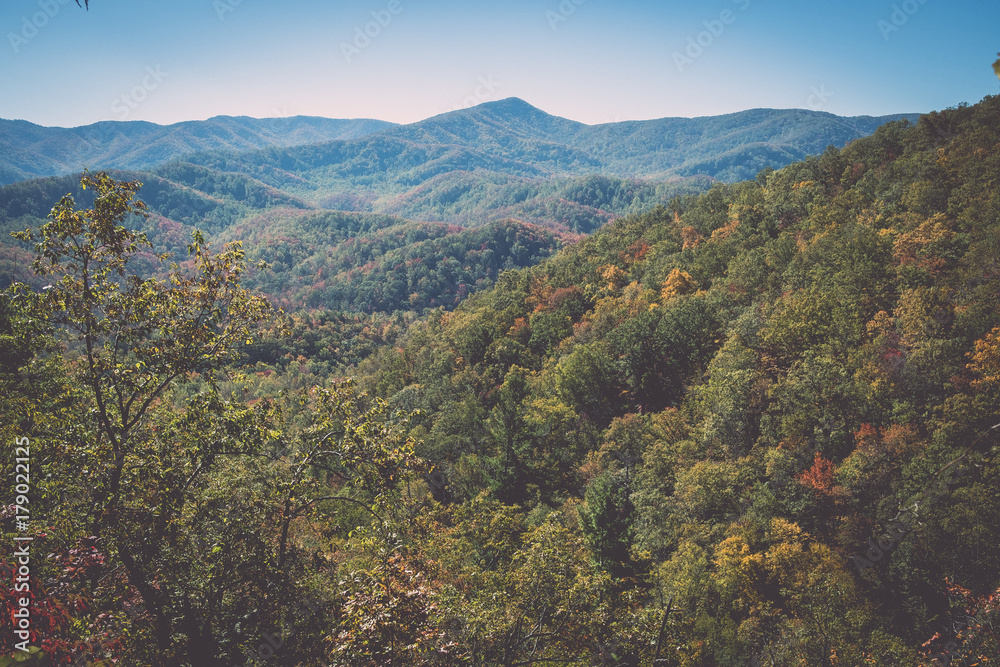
[527, 275, 555, 313]
[853, 423, 921, 458]
[797, 452, 836, 496]
[710, 219, 739, 242]
[508, 317, 530, 343]
[578, 451, 604, 487]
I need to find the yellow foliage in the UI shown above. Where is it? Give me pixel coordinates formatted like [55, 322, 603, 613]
[969, 326, 1000, 391]
[622, 280, 656, 314]
[892, 213, 956, 273]
[893, 286, 952, 345]
[713, 533, 767, 605]
[661, 269, 695, 301]
[599, 264, 629, 292]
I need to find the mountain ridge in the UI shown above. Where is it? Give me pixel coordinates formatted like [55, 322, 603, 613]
[0, 98, 926, 245]
[1, 98, 920, 187]
[0, 115, 398, 185]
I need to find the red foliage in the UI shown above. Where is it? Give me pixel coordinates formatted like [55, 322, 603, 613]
[508, 317, 530, 343]
[854, 423, 880, 450]
[853, 423, 920, 457]
[620, 240, 651, 264]
[797, 452, 836, 496]
[1, 536, 127, 664]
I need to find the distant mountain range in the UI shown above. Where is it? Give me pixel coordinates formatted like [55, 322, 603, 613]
[0, 115, 396, 185]
[0, 98, 923, 309]
[1, 98, 918, 187]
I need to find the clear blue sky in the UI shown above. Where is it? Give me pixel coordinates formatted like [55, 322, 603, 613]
[2, 0, 998, 127]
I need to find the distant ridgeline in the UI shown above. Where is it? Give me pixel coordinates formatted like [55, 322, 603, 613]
[0, 98, 918, 310]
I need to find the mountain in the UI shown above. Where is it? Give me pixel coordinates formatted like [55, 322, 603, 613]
[0, 98, 923, 301]
[170, 99, 919, 193]
[2, 91, 998, 666]
[133, 99, 915, 229]
[382, 98, 919, 180]
[0, 115, 397, 185]
[1, 99, 918, 190]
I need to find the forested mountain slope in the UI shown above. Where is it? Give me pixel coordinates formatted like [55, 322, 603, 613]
[1, 99, 915, 188]
[340, 95, 1000, 665]
[388, 97, 918, 180]
[222, 211, 568, 313]
[1, 100, 916, 242]
[0, 175, 565, 324]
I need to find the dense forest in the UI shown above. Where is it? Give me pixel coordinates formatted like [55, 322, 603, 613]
[1, 94, 999, 666]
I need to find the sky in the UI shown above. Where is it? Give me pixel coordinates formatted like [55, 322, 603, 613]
[1, 0, 998, 128]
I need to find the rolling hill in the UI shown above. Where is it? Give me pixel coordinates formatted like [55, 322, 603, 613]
[0, 115, 396, 186]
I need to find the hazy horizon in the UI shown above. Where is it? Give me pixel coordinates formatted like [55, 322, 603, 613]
[2, 0, 998, 128]
[0, 94, 937, 130]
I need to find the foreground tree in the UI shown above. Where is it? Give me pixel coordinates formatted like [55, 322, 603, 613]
[11, 172, 285, 664]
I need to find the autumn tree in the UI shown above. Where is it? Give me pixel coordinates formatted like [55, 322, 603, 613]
[12, 172, 283, 665]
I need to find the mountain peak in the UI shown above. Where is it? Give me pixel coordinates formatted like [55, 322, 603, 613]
[475, 97, 546, 116]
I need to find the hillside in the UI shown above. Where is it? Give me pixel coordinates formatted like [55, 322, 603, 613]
[219, 211, 567, 313]
[329, 95, 998, 664]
